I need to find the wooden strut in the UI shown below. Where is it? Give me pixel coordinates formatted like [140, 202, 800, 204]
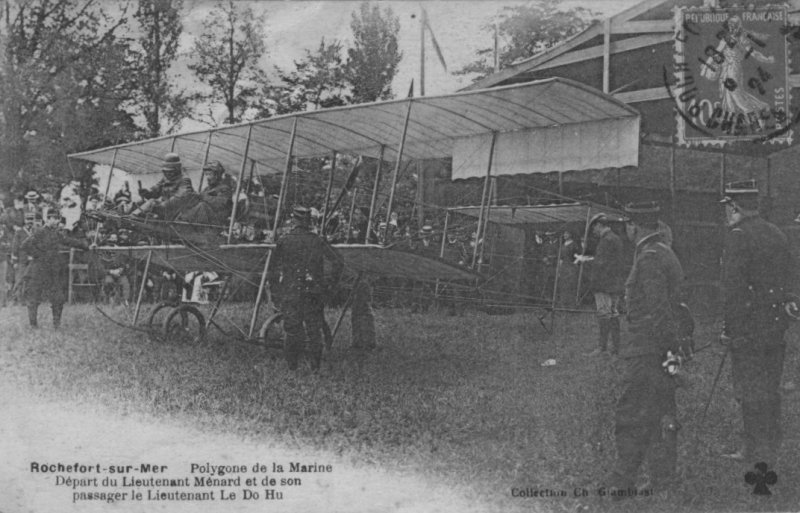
[346, 186, 358, 241]
[132, 249, 153, 326]
[227, 124, 253, 244]
[250, 118, 298, 338]
[385, 100, 414, 234]
[272, 117, 299, 235]
[477, 177, 495, 273]
[549, 231, 564, 334]
[575, 205, 593, 306]
[435, 210, 451, 298]
[321, 150, 337, 237]
[248, 250, 273, 339]
[94, 148, 119, 247]
[196, 132, 213, 192]
[473, 132, 498, 269]
[365, 145, 385, 244]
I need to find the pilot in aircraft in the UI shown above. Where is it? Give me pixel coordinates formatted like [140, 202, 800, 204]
[132, 153, 195, 220]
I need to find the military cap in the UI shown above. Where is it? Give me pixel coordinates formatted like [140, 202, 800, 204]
[588, 213, 610, 228]
[160, 153, 182, 173]
[623, 201, 661, 225]
[720, 179, 759, 209]
[45, 208, 61, 219]
[23, 211, 37, 221]
[202, 160, 225, 175]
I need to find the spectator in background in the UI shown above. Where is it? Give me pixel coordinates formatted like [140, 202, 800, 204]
[582, 214, 626, 356]
[59, 180, 83, 231]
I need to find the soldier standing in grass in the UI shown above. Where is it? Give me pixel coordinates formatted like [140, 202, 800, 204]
[20, 209, 90, 329]
[718, 180, 798, 468]
[606, 201, 686, 496]
[269, 206, 343, 371]
[582, 214, 626, 356]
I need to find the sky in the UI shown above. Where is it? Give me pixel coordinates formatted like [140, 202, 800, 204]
[171, 1, 641, 127]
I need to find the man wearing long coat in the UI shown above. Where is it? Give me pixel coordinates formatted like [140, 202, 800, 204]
[20, 210, 89, 328]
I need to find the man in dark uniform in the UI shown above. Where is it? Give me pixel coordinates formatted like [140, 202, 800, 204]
[133, 153, 196, 220]
[606, 202, 686, 496]
[20, 209, 90, 328]
[583, 214, 627, 355]
[269, 206, 343, 370]
[719, 180, 798, 468]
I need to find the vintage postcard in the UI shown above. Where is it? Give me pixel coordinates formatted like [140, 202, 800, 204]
[1, 1, 799, 512]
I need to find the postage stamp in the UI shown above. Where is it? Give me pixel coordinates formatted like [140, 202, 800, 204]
[671, 4, 791, 146]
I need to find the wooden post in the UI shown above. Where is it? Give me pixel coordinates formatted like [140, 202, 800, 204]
[720, 152, 726, 196]
[472, 132, 498, 268]
[132, 250, 153, 326]
[248, 250, 273, 339]
[385, 101, 414, 232]
[170, 136, 177, 152]
[366, 146, 385, 243]
[197, 132, 213, 192]
[272, 117, 299, 236]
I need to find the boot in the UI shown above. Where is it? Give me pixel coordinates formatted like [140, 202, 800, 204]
[609, 317, 621, 354]
[27, 303, 39, 328]
[51, 303, 63, 329]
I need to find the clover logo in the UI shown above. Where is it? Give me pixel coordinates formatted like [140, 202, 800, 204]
[745, 462, 777, 495]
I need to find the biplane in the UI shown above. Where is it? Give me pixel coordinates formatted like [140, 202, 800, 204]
[67, 77, 640, 346]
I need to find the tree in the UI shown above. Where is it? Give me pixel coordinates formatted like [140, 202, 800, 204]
[345, 2, 402, 103]
[269, 38, 348, 115]
[456, 0, 597, 82]
[0, 0, 138, 192]
[187, 0, 269, 125]
[130, 0, 186, 137]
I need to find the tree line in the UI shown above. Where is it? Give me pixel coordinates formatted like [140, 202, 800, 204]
[0, 0, 594, 194]
[0, 0, 403, 192]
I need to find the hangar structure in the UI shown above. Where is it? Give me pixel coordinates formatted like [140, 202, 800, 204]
[449, 0, 800, 308]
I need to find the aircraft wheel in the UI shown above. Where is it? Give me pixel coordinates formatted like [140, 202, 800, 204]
[146, 302, 173, 340]
[163, 305, 206, 344]
[258, 312, 284, 349]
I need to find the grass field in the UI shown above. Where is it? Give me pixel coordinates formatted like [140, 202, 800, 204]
[1, 302, 799, 512]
